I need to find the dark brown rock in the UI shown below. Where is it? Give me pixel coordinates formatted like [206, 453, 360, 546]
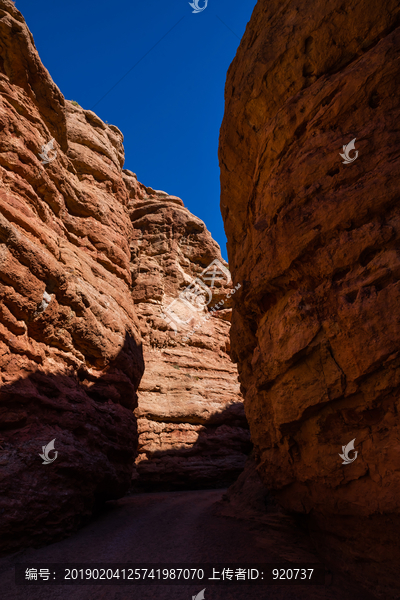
[219, 0, 400, 597]
[215, 454, 274, 521]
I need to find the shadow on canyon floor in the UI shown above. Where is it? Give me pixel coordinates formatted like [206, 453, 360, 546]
[0, 341, 386, 599]
[0, 489, 377, 600]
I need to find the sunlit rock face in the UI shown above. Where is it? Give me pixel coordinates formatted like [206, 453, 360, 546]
[0, 0, 248, 553]
[0, 0, 144, 554]
[126, 182, 251, 490]
[219, 0, 400, 596]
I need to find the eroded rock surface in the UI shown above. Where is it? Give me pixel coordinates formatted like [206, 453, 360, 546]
[126, 183, 250, 489]
[0, 0, 247, 552]
[0, 0, 145, 554]
[219, 0, 400, 597]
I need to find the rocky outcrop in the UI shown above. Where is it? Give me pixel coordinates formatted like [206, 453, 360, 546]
[215, 454, 274, 522]
[126, 183, 250, 490]
[0, 0, 144, 553]
[219, 0, 400, 597]
[0, 0, 248, 552]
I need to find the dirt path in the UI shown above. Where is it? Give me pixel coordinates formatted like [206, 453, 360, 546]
[0, 490, 373, 600]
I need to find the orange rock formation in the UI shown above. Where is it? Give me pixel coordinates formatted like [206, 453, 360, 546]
[219, 1, 400, 597]
[0, 0, 247, 553]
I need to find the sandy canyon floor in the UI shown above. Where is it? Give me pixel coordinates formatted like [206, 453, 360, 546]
[0, 490, 376, 600]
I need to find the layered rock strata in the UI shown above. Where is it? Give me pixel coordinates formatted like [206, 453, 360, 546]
[126, 182, 250, 490]
[0, 0, 248, 552]
[0, 0, 145, 553]
[219, 0, 400, 597]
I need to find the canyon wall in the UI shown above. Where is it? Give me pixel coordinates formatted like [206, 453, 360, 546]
[0, 0, 144, 553]
[0, 0, 247, 553]
[219, 0, 400, 597]
[127, 184, 250, 490]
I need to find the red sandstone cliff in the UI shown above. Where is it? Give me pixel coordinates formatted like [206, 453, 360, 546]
[219, 0, 400, 597]
[126, 184, 250, 490]
[0, 0, 246, 553]
[0, 0, 144, 553]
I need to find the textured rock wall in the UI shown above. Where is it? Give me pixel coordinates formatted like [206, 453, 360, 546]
[0, 0, 248, 552]
[0, 0, 144, 553]
[126, 183, 250, 490]
[219, 0, 400, 596]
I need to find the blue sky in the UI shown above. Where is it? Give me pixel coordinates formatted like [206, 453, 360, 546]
[16, 0, 257, 261]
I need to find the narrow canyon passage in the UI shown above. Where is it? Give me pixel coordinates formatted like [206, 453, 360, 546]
[1, 1, 400, 599]
[0, 490, 372, 600]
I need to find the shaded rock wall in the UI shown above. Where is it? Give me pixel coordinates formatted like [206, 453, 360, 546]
[219, 0, 400, 597]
